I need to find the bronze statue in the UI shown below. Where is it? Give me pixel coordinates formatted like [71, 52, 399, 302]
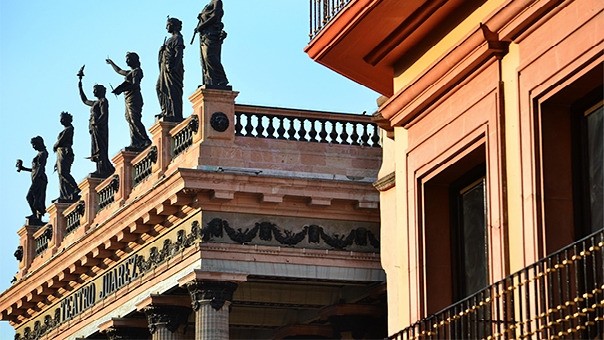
[53, 112, 80, 203]
[78, 66, 115, 178]
[157, 17, 185, 123]
[106, 53, 152, 151]
[193, 0, 230, 89]
[16, 136, 48, 225]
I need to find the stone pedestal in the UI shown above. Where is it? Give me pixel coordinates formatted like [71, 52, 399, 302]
[78, 176, 103, 230]
[188, 88, 239, 143]
[16, 225, 38, 275]
[111, 150, 138, 204]
[186, 281, 238, 340]
[149, 121, 178, 176]
[46, 202, 70, 254]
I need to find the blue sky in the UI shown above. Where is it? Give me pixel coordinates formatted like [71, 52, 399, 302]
[0, 0, 378, 337]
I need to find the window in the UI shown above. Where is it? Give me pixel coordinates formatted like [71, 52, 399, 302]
[540, 65, 603, 254]
[451, 170, 488, 301]
[579, 103, 603, 236]
[422, 145, 487, 314]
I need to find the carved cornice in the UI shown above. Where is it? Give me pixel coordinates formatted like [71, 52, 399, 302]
[186, 281, 238, 311]
[373, 172, 395, 192]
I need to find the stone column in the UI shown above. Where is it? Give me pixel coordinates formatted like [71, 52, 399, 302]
[186, 281, 238, 340]
[144, 305, 190, 340]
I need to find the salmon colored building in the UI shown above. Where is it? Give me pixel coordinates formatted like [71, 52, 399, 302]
[306, 0, 603, 338]
[0, 87, 388, 339]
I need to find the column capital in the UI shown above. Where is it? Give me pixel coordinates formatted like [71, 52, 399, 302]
[143, 305, 190, 334]
[104, 326, 148, 340]
[186, 281, 238, 311]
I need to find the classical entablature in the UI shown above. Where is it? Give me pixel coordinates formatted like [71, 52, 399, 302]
[1, 87, 386, 339]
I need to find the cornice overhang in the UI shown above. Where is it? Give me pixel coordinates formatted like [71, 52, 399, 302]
[305, 0, 469, 97]
[0, 166, 380, 325]
[379, 0, 562, 128]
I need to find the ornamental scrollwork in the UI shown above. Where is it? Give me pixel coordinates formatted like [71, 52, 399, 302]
[200, 218, 379, 250]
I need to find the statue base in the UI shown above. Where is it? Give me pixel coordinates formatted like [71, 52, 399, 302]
[88, 171, 112, 179]
[198, 84, 233, 91]
[52, 196, 81, 204]
[155, 113, 184, 123]
[25, 216, 45, 226]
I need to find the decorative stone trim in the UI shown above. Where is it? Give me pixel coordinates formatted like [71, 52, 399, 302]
[373, 172, 395, 192]
[201, 218, 380, 250]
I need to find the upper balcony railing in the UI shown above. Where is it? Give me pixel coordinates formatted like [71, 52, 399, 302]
[309, 0, 352, 39]
[389, 229, 604, 340]
[235, 110, 380, 147]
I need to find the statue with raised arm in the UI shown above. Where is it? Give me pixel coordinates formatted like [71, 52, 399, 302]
[53, 112, 80, 203]
[16, 136, 48, 225]
[106, 53, 152, 151]
[78, 66, 115, 178]
[193, 0, 230, 89]
[157, 17, 185, 123]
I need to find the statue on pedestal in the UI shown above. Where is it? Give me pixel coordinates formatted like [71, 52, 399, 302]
[16, 136, 48, 225]
[157, 17, 185, 123]
[78, 66, 115, 178]
[106, 53, 152, 151]
[192, 0, 230, 89]
[53, 112, 81, 203]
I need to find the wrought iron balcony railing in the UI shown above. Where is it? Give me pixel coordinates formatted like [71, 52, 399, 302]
[390, 229, 604, 340]
[309, 0, 352, 39]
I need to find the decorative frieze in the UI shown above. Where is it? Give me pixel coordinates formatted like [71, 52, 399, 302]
[201, 217, 380, 251]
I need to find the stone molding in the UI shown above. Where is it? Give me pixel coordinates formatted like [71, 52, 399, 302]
[373, 171, 395, 192]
